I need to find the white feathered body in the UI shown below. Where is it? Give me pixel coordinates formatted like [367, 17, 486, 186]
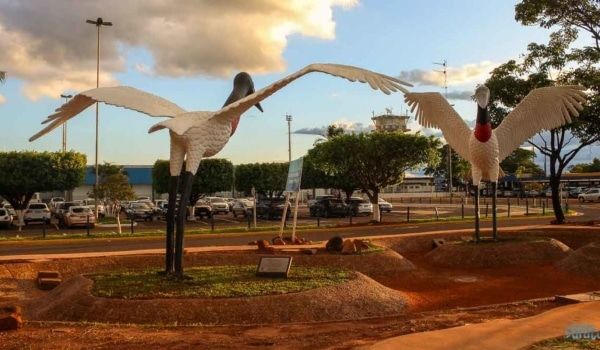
[156, 111, 234, 175]
[468, 132, 499, 185]
[405, 85, 587, 188]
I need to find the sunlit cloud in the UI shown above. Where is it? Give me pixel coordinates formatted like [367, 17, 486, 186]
[0, 0, 358, 100]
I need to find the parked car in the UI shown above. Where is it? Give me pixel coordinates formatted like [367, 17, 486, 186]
[203, 197, 229, 214]
[578, 188, 600, 203]
[569, 187, 587, 198]
[55, 201, 83, 223]
[378, 198, 393, 212]
[0, 208, 13, 228]
[194, 201, 213, 219]
[545, 188, 570, 198]
[48, 197, 65, 211]
[347, 197, 373, 216]
[126, 202, 155, 221]
[81, 198, 106, 218]
[23, 203, 51, 224]
[63, 205, 96, 228]
[309, 198, 349, 217]
[231, 199, 253, 218]
[524, 190, 540, 197]
[255, 197, 291, 220]
[307, 195, 335, 208]
[2, 202, 16, 221]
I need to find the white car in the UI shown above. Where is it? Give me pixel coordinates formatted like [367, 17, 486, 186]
[0, 208, 12, 228]
[204, 197, 229, 214]
[23, 203, 51, 224]
[578, 188, 600, 203]
[348, 197, 373, 216]
[378, 198, 393, 212]
[82, 198, 106, 218]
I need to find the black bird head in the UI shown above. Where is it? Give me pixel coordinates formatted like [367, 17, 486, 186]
[223, 72, 263, 112]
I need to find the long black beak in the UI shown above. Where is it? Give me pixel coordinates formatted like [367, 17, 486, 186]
[247, 86, 263, 112]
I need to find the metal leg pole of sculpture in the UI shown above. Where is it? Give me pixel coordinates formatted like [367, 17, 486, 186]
[164, 176, 179, 274]
[474, 184, 480, 242]
[491, 181, 498, 241]
[174, 171, 195, 278]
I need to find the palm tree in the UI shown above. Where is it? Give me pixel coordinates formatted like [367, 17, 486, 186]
[0, 71, 6, 84]
[313, 124, 345, 145]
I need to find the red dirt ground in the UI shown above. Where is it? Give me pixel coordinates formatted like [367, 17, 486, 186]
[2, 229, 600, 349]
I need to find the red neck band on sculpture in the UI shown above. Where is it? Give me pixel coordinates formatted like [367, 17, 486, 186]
[230, 118, 240, 136]
[474, 123, 492, 142]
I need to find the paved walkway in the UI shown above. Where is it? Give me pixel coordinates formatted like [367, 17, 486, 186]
[370, 301, 600, 349]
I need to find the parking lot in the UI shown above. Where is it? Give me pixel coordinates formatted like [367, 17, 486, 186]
[0, 196, 570, 238]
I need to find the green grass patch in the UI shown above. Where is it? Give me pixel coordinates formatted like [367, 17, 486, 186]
[453, 236, 551, 246]
[89, 265, 352, 299]
[531, 337, 600, 349]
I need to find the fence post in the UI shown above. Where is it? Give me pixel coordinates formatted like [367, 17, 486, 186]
[526, 200, 529, 216]
[485, 203, 489, 218]
[42, 219, 46, 238]
[210, 210, 215, 232]
[86, 215, 90, 236]
[406, 206, 410, 223]
[130, 216, 134, 234]
[507, 202, 511, 218]
[434, 207, 439, 220]
[461, 203, 465, 219]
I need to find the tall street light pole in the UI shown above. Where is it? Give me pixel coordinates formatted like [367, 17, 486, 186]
[86, 17, 112, 218]
[286, 114, 292, 163]
[60, 94, 72, 152]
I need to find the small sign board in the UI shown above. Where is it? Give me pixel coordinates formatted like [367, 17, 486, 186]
[256, 256, 293, 278]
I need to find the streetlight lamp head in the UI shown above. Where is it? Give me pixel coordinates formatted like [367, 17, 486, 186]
[86, 18, 113, 26]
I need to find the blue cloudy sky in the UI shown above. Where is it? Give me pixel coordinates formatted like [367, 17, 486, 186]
[0, 0, 597, 168]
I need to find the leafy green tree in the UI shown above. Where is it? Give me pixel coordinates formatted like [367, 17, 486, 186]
[500, 148, 544, 176]
[89, 162, 131, 200]
[568, 158, 600, 173]
[234, 162, 288, 198]
[309, 132, 440, 221]
[0, 151, 86, 227]
[94, 172, 136, 206]
[153, 159, 234, 206]
[484, 0, 600, 223]
[423, 144, 466, 192]
[193, 159, 234, 204]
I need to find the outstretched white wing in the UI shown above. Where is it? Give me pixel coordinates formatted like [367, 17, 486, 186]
[151, 63, 410, 134]
[495, 85, 587, 162]
[404, 92, 472, 161]
[29, 86, 187, 142]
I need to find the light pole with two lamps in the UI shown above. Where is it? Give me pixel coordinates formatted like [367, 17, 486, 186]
[286, 114, 292, 162]
[86, 17, 112, 218]
[60, 94, 72, 152]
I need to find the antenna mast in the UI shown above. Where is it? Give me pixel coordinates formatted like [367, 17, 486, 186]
[434, 59, 452, 194]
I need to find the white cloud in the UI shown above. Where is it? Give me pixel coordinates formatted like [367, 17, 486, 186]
[0, 0, 358, 100]
[397, 61, 498, 88]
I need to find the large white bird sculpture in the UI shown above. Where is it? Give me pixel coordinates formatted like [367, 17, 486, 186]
[404, 85, 586, 241]
[30, 63, 412, 278]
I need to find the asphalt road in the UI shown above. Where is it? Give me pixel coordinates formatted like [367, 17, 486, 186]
[1, 200, 598, 258]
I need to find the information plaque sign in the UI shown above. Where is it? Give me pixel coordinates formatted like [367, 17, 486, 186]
[256, 256, 293, 278]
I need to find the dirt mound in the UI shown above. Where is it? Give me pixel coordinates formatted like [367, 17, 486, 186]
[6, 248, 414, 326]
[423, 238, 572, 268]
[27, 272, 408, 325]
[556, 241, 600, 278]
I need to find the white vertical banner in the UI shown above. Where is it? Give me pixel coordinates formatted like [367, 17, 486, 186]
[279, 157, 304, 239]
